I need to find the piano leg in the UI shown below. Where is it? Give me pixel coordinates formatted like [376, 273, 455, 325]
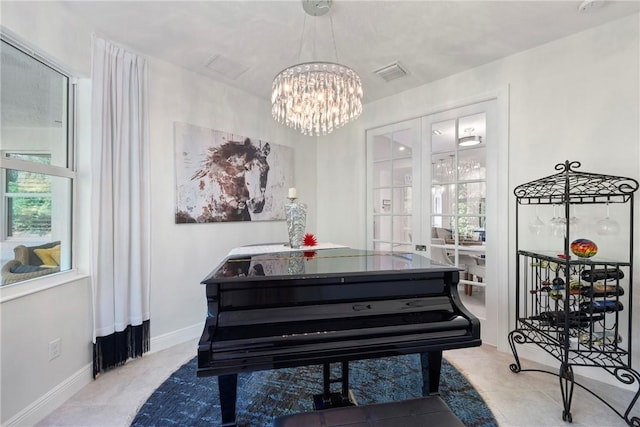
[420, 351, 443, 395]
[218, 373, 238, 426]
[313, 361, 355, 410]
[340, 361, 350, 405]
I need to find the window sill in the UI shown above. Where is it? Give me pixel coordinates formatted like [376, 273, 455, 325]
[0, 270, 89, 303]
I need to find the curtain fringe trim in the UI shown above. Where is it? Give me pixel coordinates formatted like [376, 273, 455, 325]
[93, 320, 150, 378]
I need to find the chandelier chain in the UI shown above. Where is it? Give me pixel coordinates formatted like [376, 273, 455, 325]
[330, 15, 339, 63]
[296, 13, 307, 63]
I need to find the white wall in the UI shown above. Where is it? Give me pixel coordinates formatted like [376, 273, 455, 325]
[0, 276, 93, 426]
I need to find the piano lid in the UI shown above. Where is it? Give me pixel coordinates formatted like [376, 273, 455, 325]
[202, 247, 461, 284]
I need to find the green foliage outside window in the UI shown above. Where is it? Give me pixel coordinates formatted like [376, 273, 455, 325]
[5, 154, 52, 237]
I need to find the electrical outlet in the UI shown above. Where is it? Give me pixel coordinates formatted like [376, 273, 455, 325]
[49, 338, 61, 360]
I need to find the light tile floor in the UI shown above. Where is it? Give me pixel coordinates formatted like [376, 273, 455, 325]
[38, 340, 638, 427]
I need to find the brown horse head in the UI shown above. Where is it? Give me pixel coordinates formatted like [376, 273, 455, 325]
[191, 137, 270, 221]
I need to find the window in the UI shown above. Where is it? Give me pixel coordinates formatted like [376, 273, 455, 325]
[0, 36, 76, 286]
[6, 153, 53, 237]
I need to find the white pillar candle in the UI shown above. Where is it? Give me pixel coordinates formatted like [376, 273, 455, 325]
[288, 187, 297, 198]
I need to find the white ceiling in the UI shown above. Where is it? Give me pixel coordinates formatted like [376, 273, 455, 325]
[56, 0, 639, 104]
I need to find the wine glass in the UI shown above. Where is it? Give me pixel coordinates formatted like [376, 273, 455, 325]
[528, 207, 545, 235]
[568, 205, 581, 236]
[550, 205, 565, 238]
[596, 202, 620, 236]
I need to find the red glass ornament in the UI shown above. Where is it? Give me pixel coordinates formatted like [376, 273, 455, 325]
[303, 233, 317, 247]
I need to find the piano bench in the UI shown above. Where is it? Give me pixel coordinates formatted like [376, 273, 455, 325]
[273, 396, 464, 427]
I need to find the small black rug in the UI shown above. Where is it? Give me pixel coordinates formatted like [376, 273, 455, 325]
[131, 354, 497, 427]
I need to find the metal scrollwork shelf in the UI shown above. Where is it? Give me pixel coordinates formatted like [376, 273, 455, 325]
[508, 160, 640, 425]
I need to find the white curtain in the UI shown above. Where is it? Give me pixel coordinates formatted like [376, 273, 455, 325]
[90, 36, 150, 375]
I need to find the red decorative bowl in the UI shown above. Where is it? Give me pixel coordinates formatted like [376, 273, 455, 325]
[571, 239, 598, 258]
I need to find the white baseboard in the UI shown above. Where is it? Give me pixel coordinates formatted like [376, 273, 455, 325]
[4, 363, 93, 427]
[3, 323, 202, 427]
[149, 322, 202, 354]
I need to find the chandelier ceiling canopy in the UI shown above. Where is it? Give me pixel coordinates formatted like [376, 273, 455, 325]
[271, 0, 363, 137]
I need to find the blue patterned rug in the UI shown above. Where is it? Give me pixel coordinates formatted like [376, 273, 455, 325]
[131, 354, 497, 427]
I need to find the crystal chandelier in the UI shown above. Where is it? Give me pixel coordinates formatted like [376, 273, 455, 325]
[271, 1, 363, 136]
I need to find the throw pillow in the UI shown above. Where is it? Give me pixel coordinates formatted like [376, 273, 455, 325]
[10, 264, 49, 274]
[26, 241, 61, 266]
[34, 245, 61, 266]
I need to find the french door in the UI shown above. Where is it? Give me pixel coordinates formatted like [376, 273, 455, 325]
[366, 99, 502, 345]
[422, 101, 496, 344]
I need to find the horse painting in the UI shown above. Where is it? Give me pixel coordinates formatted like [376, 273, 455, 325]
[188, 138, 271, 222]
[174, 123, 292, 224]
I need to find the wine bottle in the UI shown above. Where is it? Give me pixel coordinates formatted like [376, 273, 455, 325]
[579, 300, 624, 313]
[579, 284, 624, 298]
[581, 268, 624, 283]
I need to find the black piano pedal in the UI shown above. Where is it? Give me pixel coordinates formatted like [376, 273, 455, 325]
[313, 361, 356, 410]
[313, 390, 357, 410]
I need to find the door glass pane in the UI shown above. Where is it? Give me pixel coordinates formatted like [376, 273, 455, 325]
[458, 148, 486, 181]
[392, 128, 413, 157]
[431, 119, 456, 153]
[432, 184, 455, 216]
[458, 216, 485, 242]
[393, 188, 411, 214]
[431, 154, 455, 183]
[458, 113, 485, 151]
[372, 133, 391, 161]
[432, 216, 455, 242]
[373, 188, 392, 214]
[458, 182, 486, 216]
[392, 158, 412, 185]
[373, 161, 391, 187]
[393, 216, 411, 243]
[374, 215, 391, 241]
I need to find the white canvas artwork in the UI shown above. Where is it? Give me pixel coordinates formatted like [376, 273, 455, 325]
[174, 122, 293, 223]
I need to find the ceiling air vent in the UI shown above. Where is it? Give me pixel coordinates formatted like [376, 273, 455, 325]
[373, 62, 408, 82]
[205, 54, 249, 80]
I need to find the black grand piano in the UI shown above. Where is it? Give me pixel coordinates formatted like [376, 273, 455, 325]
[197, 247, 481, 426]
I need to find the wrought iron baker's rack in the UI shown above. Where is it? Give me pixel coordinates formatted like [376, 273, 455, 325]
[508, 160, 639, 425]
